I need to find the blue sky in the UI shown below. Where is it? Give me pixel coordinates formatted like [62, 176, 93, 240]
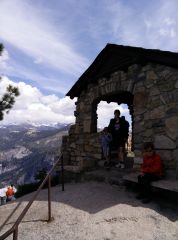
[0, 0, 178, 126]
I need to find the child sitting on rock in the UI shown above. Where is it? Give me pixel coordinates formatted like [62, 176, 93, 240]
[136, 142, 163, 203]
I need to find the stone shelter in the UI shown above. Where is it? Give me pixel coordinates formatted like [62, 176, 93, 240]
[62, 44, 178, 179]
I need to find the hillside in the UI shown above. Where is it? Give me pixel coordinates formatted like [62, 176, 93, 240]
[0, 123, 71, 186]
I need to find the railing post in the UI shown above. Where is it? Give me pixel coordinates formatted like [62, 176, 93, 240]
[61, 155, 64, 191]
[47, 175, 53, 222]
[13, 227, 18, 240]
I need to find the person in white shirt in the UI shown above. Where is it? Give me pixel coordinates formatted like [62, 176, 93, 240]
[0, 187, 7, 205]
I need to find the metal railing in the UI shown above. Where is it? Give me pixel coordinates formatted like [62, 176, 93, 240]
[0, 154, 64, 240]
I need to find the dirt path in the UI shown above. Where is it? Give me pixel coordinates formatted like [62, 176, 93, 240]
[0, 182, 178, 240]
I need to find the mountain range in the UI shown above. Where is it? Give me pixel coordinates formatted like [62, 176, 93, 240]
[0, 123, 71, 186]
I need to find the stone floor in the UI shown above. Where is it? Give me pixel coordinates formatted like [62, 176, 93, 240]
[0, 182, 178, 240]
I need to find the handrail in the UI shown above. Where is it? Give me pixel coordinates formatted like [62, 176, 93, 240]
[0, 153, 64, 240]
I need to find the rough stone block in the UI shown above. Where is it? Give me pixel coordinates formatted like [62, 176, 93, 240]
[146, 70, 158, 81]
[62, 135, 69, 143]
[156, 150, 172, 162]
[150, 87, 160, 96]
[134, 157, 143, 164]
[143, 129, 153, 138]
[69, 125, 76, 135]
[84, 145, 94, 152]
[64, 165, 81, 173]
[175, 80, 178, 88]
[93, 153, 102, 159]
[173, 149, 178, 177]
[173, 149, 178, 161]
[76, 156, 83, 162]
[142, 65, 152, 72]
[165, 116, 178, 140]
[158, 81, 174, 92]
[83, 120, 91, 133]
[134, 150, 142, 158]
[133, 91, 148, 114]
[70, 143, 76, 149]
[79, 102, 85, 111]
[150, 106, 165, 119]
[134, 135, 143, 144]
[152, 119, 164, 128]
[82, 157, 96, 169]
[133, 122, 144, 134]
[143, 137, 153, 142]
[76, 138, 85, 144]
[105, 83, 116, 93]
[166, 106, 178, 117]
[154, 135, 176, 149]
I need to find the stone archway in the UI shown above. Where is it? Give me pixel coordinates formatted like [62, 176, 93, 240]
[62, 64, 139, 170]
[94, 92, 134, 153]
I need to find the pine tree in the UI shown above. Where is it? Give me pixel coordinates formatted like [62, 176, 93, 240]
[0, 43, 20, 120]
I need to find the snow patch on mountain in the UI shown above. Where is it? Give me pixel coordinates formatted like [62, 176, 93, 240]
[0, 146, 32, 160]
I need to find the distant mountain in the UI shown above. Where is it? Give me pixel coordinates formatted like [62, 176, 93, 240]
[0, 122, 70, 131]
[0, 123, 71, 186]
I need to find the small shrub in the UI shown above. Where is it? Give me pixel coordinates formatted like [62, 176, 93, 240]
[15, 182, 40, 198]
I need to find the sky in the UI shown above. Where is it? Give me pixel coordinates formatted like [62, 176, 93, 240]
[0, 0, 178, 127]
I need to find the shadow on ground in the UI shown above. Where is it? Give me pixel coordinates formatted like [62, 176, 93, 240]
[1, 168, 178, 237]
[5, 180, 178, 222]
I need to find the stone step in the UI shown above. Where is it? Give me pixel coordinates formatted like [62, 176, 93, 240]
[123, 172, 178, 193]
[83, 169, 133, 186]
[97, 157, 134, 169]
[83, 168, 178, 194]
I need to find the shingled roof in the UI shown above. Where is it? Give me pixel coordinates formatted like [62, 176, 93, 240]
[66, 44, 178, 98]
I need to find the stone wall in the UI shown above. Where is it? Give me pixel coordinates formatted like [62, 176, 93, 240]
[62, 63, 178, 177]
[133, 64, 178, 175]
[62, 128, 102, 172]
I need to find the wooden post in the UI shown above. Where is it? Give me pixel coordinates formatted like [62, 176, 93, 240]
[61, 155, 64, 191]
[48, 175, 52, 222]
[13, 227, 18, 240]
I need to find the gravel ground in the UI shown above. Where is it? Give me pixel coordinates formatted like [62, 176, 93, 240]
[0, 181, 178, 240]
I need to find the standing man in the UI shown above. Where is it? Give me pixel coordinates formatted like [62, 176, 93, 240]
[108, 109, 129, 168]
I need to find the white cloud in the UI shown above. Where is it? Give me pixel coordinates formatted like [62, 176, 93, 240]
[159, 28, 176, 38]
[163, 17, 175, 26]
[34, 57, 43, 64]
[170, 28, 176, 38]
[0, 77, 131, 128]
[97, 101, 131, 129]
[0, 76, 76, 125]
[159, 28, 168, 36]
